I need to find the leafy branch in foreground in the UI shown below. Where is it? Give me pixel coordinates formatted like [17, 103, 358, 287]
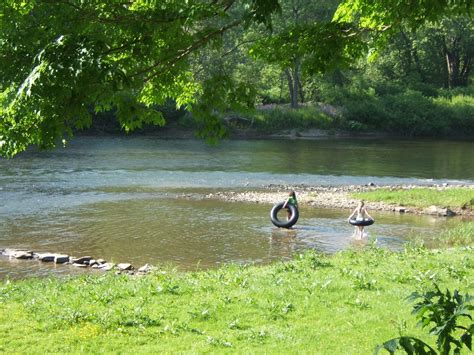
[0, 0, 280, 157]
[1, 0, 472, 157]
[376, 284, 473, 355]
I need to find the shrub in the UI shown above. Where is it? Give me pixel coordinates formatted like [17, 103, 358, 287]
[376, 284, 473, 355]
[434, 95, 474, 134]
[316, 77, 473, 136]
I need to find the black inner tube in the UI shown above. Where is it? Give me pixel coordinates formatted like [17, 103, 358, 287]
[348, 218, 374, 226]
[270, 202, 299, 228]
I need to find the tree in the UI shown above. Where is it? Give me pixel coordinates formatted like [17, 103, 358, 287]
[0, 0, 280, 157]
[1, 0, 472, 157]
[278, 0, 340, 108]
[250, 0, 340, 108]
[432, 17, 473, 88]
[353, 15, 473, 89]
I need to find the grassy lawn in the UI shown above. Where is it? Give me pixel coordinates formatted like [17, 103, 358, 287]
[1, 246, 473, 353]
[351, 187, 474, 209]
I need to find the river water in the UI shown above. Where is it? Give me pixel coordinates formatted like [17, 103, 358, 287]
[0, 137, 473, 278]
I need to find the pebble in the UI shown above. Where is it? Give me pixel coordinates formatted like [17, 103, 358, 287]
[12, 251, 34, 259]
[72, 256, 92, 265]
[37, 253, 56, 262]
[88, 259, 98, 267]
[117, 263, 133, 271]
[98, 263, 115, 271]
[54, 255, 70, 264]
[72, 263, 88, 268]
[138, 264, 152, 273]
[3, 249, 27, 257]
[0, 249, 153, 276]
[425, 206, 456, 217]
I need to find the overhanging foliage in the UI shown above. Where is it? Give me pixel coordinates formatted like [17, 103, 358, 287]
[0, 0, 472, 157]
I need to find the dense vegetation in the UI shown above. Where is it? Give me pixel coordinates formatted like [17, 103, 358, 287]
[1, 1, 473, 157]
[1, 246, 472, 353]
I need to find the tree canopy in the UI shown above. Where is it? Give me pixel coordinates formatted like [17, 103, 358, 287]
[0, 0, 472, 157]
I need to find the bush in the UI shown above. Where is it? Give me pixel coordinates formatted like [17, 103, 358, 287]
[316, 77, 473, 136]
[381, 90, 450, 136]
[434, 95, 474, 134]
[376, 284, 473, 355]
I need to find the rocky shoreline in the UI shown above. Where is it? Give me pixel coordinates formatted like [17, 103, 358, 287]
[203, 184, 474, 217]
[0, 248, 152, 275]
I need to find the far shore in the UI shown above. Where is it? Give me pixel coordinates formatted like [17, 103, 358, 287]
[201, 184, 474, 217]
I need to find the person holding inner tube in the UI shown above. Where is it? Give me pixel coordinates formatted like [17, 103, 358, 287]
[282, 190, 298, 221]
[348, 200, 373, 240]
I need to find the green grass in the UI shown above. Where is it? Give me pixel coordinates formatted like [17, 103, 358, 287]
[433, 221, 474, 247]
[1, 246, 473, 353]
[249, 105, 335, 131]
[351, 187, 474, 209]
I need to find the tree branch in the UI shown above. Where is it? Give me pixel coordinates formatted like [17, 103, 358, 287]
[129, 20, 242, 81]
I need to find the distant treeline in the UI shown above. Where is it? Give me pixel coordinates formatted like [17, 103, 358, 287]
[84, 85, 474, 138]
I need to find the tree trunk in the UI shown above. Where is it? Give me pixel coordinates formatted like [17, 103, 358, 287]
[446, 49, 461, 88]
[297, 75, 304, 103]
[285, 69, 297, 108]
[287, 4, 301, 109]
[285, 58, 302, 109]
[292, 63, 299, 108]
[459, 56, 471, 86]
[443, 37, 471, 88]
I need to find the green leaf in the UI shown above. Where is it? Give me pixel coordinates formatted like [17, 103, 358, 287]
[374, 336, 437, 355]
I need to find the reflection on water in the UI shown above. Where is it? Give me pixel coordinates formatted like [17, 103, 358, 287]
[0, 137, 473, 278]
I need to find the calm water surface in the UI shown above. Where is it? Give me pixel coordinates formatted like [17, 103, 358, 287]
[0, 137, 473, 278]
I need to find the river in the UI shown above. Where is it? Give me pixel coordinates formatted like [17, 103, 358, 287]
[0, 136, 473, 278]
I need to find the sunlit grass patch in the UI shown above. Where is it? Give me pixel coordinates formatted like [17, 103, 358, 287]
[250, 105, 334, 131]
[351, 187, 474, 209]
[0, 246, 472, 353]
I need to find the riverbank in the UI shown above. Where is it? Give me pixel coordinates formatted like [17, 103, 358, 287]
[203, 184, 474, 216]
[80, 95, 474, 141]
[1, 246, 472, 353]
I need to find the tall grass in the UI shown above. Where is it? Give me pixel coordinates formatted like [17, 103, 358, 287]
[433, 221, 474, 247]
[250, 105, 335, 131]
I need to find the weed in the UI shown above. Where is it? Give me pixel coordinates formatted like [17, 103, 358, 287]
[206, 335, 232, 347]
[376, 284, 473, 354]
[267, 300, 295, 320]
[346, 297, 371, 310]
[156, 282, 180, 295]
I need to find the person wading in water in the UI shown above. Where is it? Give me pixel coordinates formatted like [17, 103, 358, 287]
[348, 200, 373, 240]
[283, 190, 298, 221]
